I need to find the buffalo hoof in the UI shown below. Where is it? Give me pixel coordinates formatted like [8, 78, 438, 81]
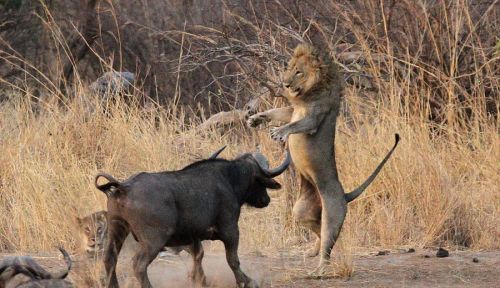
[239, 279, 259, 288]
[188, 272, 207, 287]
[193, 277, 208, 287]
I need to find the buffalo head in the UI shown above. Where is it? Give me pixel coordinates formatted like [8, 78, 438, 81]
[235, 149, 291, 208]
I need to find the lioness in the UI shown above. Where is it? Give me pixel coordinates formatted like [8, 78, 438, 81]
[76, 211, 108, 257]
[248, 43, 400, 273]
[77, 211, 185, 259]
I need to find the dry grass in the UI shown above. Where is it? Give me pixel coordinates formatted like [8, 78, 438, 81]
[0, 85, 497, 255]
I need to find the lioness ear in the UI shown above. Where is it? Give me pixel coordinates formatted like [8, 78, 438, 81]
[98, 211, 107, 220]
[258, 177, 282, 189]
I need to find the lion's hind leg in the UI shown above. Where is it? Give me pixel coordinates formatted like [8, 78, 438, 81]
[292, 175, 322, 257]
[315, 177, 347, 269]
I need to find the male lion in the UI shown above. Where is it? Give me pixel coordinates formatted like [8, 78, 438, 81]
[248, 43, 400, 273]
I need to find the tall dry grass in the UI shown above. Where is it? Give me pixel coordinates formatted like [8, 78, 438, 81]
[0, 84, 497, 254]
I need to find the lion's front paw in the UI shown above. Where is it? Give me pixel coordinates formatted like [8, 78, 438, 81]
[247, 113, 268, 128]
[270, 127, 288, 142]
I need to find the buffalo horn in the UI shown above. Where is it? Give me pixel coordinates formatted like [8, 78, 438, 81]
[208, 145, 227, 159]
[255, 150, 291, 177]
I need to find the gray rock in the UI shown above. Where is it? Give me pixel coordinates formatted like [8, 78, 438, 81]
[90, 71, 134, 95]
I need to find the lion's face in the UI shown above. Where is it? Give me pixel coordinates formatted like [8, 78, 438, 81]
[76, 211, 107, 256]
[283, 44, 323, 99]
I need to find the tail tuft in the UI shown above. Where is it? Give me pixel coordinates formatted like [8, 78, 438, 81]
[95, 173, 121, 197]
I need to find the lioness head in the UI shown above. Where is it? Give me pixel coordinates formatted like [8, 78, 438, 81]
[76, 211, 107, 256]
[283, 43, 332, 99]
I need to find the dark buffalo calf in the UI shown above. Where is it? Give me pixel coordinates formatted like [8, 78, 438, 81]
[96, 148, 291, 288]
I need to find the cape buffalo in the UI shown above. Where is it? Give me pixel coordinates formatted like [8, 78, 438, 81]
[95, 148, 291, 288]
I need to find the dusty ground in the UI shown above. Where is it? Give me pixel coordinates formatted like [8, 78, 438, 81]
[1, 244, 498, 288]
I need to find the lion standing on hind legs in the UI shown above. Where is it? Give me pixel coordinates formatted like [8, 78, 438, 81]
[247, 43, 400, 275]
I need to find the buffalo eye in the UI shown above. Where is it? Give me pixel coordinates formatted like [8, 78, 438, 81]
[97, 227, 102, 234]
[295, 70, 303, 76]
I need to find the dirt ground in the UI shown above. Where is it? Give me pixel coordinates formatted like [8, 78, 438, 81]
[1, 244, 498, 288]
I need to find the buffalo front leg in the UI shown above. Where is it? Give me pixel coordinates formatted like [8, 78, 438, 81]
[132, 231, 170, 288]
[188, 239, 207, 287]
[104, 220, 129, 288]
[292, 175, 322, 257]
[222, 229, 259, 288]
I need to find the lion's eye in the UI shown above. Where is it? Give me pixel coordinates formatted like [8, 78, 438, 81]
[85, 227, 91, 234]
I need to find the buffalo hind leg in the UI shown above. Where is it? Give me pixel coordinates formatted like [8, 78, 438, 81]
[104, 219, 129, 288]
[188, 239, 207, 287]
[315, 178, 347, 272]
[132, 230, 170, 288]
[292, 175, 322, 257]
[222, 227, 259, 288]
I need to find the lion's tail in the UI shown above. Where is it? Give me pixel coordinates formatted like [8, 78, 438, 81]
[344, 134, 400, 203]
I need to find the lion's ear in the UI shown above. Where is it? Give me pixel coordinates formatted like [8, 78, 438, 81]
[310, 47, 319, 58]
[311, 56, 322, 69]
[308, 47, 322, 68]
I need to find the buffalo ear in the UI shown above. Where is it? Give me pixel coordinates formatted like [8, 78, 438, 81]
[258, 177, 282, 189]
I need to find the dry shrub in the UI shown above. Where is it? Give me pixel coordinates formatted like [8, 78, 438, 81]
[2, 1, 498, 122]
